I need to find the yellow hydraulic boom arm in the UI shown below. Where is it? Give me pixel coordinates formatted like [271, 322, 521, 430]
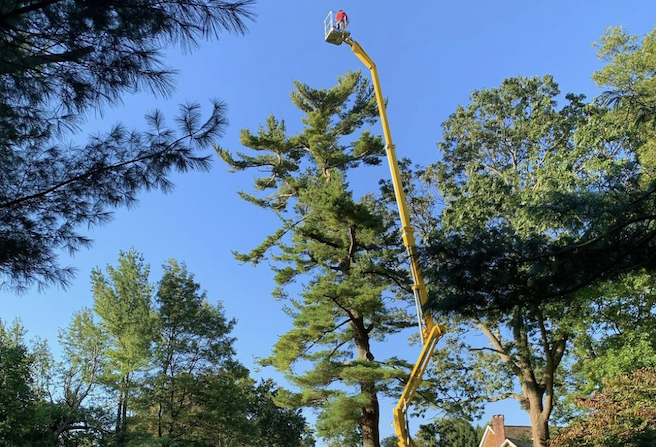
[344, 35, 446, 447]
[324, 15, 446, 447]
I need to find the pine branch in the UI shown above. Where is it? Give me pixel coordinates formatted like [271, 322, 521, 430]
[0, 135, 190, 210]
[0, 0, 64, 19]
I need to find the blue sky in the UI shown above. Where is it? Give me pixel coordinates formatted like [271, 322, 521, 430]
[2, 0, 656, 440]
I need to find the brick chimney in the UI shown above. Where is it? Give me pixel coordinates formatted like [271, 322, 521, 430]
[492, 414, 506, 447]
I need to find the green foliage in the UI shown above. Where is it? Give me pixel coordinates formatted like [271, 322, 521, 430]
[552, 368, 656, 447]
[91, 249, 155, 446]
[592, 24, 656, 191]
[133, 258, 250, 446]
[0, 320, 38, 445]
[0, 252, 312, 447]
[424, 74, 649, 315]
[93, 249, 155, 378]
[419, 75, 620, 446]
[57, 250, 311, 447]
[562, 272, 656, 414]
[594, 26, 656, 129]
[547, 22, 656, 427]
[0, 320, 61, 446]
[250, 380, 313, 447]
[381, 435, 399, 447]
[0, 0, 254, 292]
[415, 418, 483, 447]
[54, 308, 112, 446]
[219, 71, 414, 447]
[421, 23, 656, 445]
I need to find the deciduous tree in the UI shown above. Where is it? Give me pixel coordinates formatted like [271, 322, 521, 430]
[565, 272, 656, 398]
[136, 258, 248, 446]
[552, 368, 656, 447]
[0, 320, 39, 445]
[92, 249, 155, 446]
[415, 418, 483, 447]
[420, 75, 628, 447]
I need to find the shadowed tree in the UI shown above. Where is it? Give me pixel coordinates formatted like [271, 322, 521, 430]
[415, 418, 483, 447]
[0, 320, 39, 445]
[0, 0, 255, 292]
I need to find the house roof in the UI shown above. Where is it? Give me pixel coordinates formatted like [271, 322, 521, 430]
[504, 426, 532, 440]
[478, 424, 533, 447]
[503, 438, 532, 447]
[477, 425, 494, 447]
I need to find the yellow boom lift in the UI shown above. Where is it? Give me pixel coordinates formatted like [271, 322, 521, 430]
[324, 12, 446, 447]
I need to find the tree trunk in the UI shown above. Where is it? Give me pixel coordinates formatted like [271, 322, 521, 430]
[352, 313, 380, 447]
[528, 407, 549, 447]
[361, 387, 381, 447]
[115, 375, 130, 447]
[115, 386, 124, 440]
[523, 383, 550, 447]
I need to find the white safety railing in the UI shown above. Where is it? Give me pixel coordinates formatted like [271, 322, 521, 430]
[323, 11, 336, 39]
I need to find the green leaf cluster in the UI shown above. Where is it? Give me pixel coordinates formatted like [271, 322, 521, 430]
[418, 21, 656, 447]
[415, 418, 484, 447]
[553, 368, 656, 447]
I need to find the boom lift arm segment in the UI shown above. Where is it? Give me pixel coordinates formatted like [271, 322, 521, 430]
[325, 20, 447, 447]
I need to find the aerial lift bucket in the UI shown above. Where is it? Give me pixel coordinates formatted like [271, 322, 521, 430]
[324, 11, 349, 45]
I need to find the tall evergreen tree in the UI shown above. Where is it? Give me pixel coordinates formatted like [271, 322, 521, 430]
[217, 71, 415, 447]
[0, 0, 255, 292]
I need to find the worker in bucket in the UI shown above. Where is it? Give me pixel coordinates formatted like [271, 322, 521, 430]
[335, 10, 348, 31]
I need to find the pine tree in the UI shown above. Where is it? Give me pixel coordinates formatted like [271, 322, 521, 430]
[0, 0, 254, 292]
[217, 71, 415, 447]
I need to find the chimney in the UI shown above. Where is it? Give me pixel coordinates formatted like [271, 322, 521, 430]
[492, 414, 506, 447]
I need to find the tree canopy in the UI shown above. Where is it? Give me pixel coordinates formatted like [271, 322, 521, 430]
[411, 75, 615, 447]
[0, 249, 312, 447]
[415, 418, 483, 447]
[416, 23, 656, 447]
[423, 76, 655, 316]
